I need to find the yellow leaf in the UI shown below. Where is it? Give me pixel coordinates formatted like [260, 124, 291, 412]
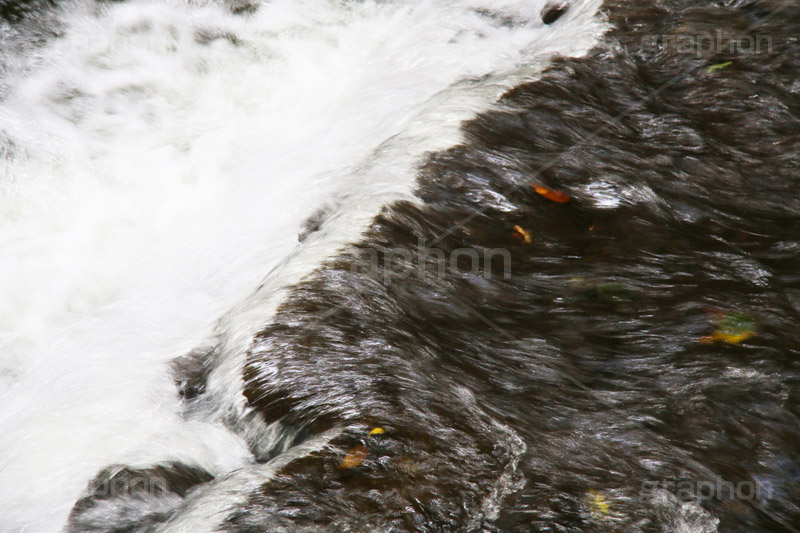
[711, 330, 755, 344]
[368, 427, 385, 436]
[588, 488, 610, 518]
[512, 225, 532, 244]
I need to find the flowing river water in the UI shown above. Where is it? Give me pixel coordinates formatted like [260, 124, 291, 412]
[1, 0, 799, 531]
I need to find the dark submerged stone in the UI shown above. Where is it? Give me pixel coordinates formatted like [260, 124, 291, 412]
[541, 2, 569, 25]
[67, 463, 214, 532]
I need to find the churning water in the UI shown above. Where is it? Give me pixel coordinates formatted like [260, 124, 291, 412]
[0, 1, 606, 530]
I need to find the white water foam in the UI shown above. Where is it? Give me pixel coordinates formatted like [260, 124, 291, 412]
[0, 0, 607, 530]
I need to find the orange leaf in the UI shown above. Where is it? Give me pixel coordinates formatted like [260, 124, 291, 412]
[339, 444, 368, 469]
[512, 225, 532, 244]
[533, 185, 570, 203]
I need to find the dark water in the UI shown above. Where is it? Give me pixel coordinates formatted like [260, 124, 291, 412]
[28, 0, 800, 531]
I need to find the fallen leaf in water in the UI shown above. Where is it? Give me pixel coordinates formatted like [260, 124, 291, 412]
[700, 310, 757, 344]
[394, 456, 420, 476]
[717, 311, 756, 332]
[596, 282, 637, 303]
[533, 185, 570, 203]
[512, 225, 532, 244]
[587, 489, 610, 518]
[569, 276, 590, 290]
[706, 61, 733, 73]
[339, 444, 368, 469]
[700, 330, 755, 344]
[368, 427, 385, 436]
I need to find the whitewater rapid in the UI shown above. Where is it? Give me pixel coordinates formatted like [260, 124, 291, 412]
[0, 1, 606, 530]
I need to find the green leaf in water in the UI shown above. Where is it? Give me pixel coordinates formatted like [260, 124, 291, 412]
[716, 311, 757, 337]
[706, 61, 733, 73]
[595, 283, 637, 303]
